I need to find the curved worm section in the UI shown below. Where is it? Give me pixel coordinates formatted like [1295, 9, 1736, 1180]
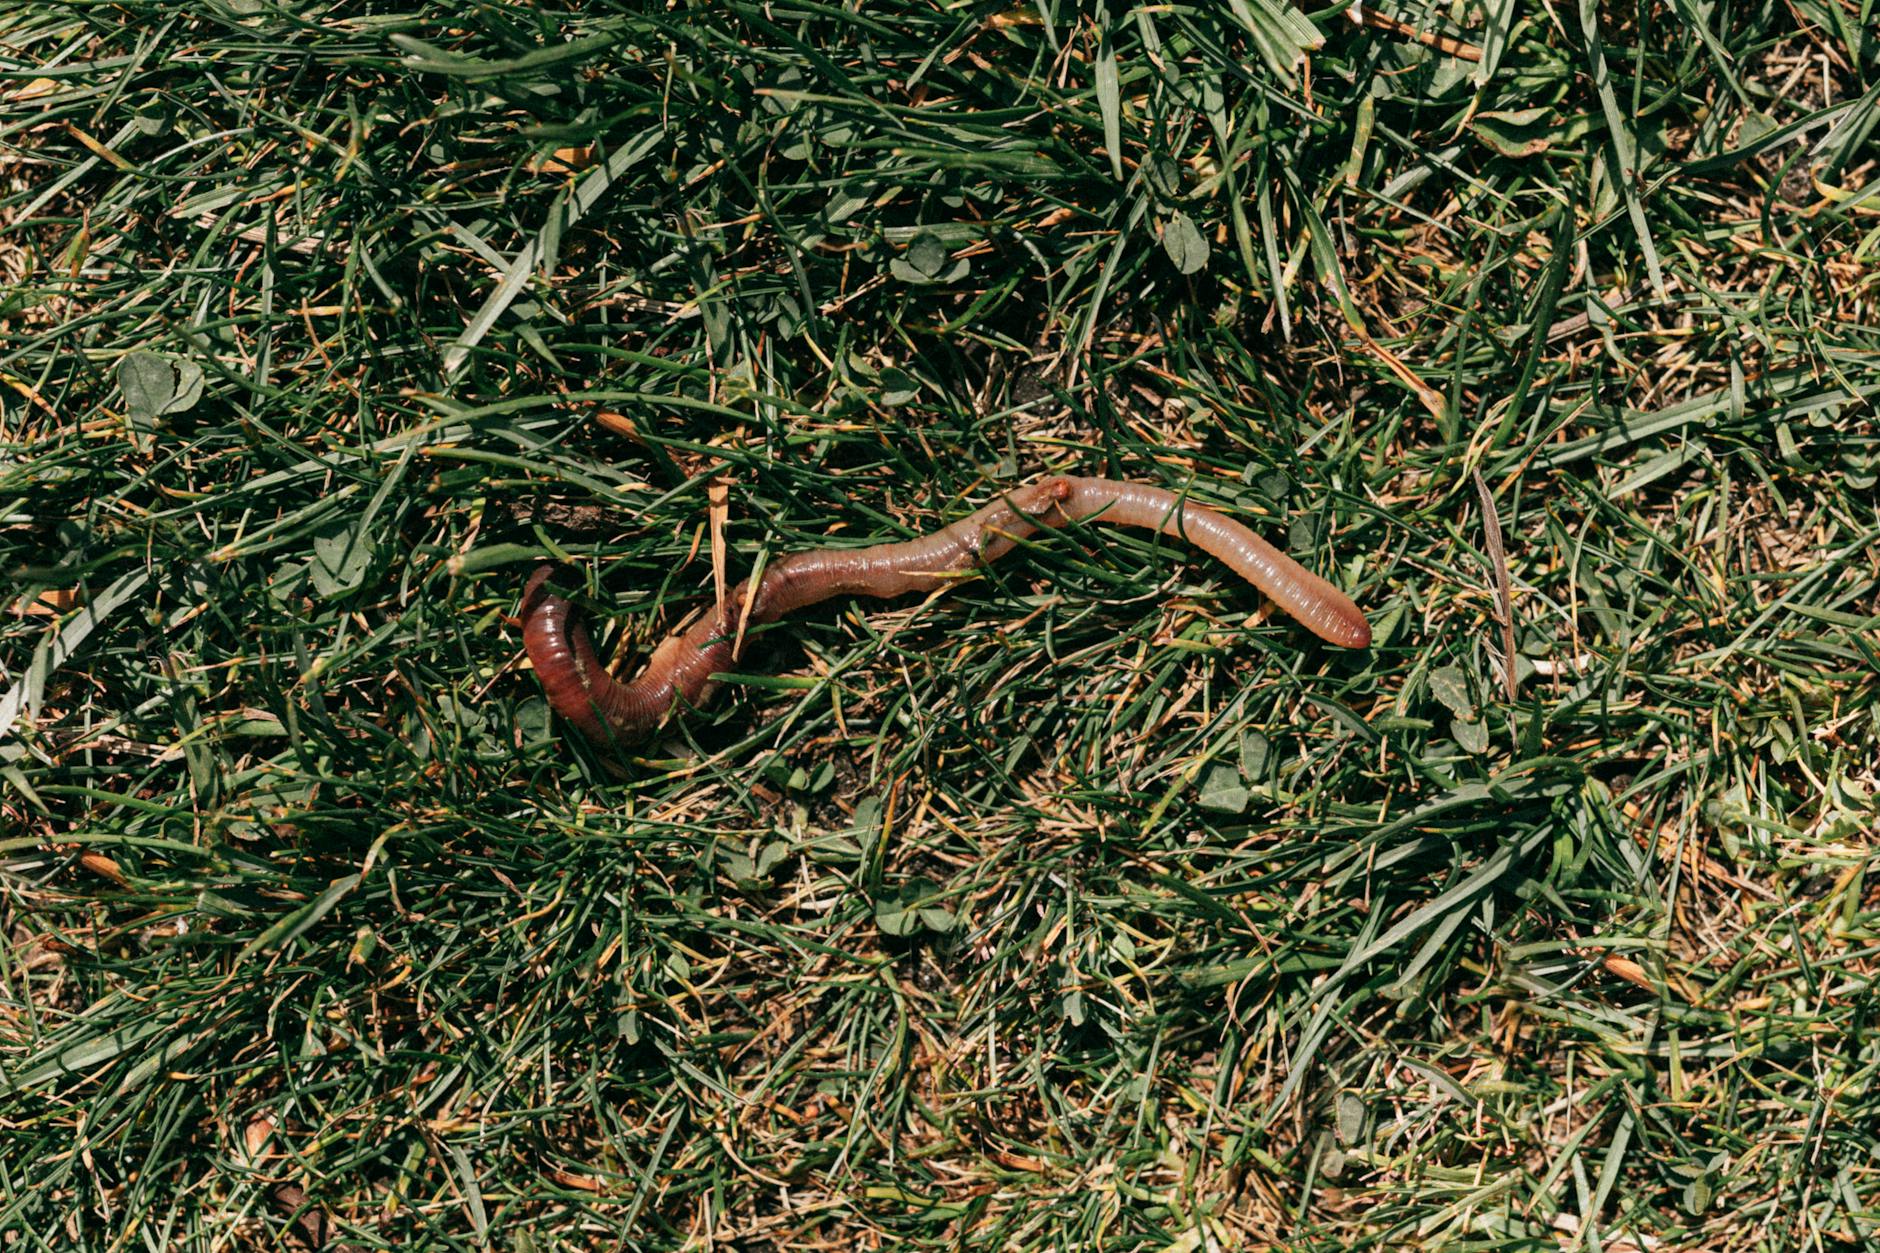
[521, 476, 1368, 746]
[1054, 478, 1373, 650]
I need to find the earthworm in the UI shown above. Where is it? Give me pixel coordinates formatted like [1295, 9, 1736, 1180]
[520, 476, 1370, 747]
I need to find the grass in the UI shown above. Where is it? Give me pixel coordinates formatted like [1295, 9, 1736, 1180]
[2, 0, 1877, 1248]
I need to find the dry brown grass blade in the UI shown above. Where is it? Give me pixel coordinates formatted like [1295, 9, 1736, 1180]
[1473, 467, 1519, 704]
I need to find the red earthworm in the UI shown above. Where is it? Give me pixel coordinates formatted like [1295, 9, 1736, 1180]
[520, 475, 1370, 747]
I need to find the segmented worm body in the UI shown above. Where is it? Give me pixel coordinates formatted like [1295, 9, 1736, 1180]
[521, 476, 1369, 747]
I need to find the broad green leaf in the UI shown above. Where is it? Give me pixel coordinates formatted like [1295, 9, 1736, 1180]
[1162, 211, 1209, 275]
[877, 367, 920, 406]
[877, 878, 948, 936]
[166, 358, 204, 414]
[310, 526, 372, 598]
[1471, 109, 1596, 158]
[906, 232, 946, 277]
[1239, 728, 1270, 780]
[1453, 715, 1490, 755]
[1336, 1092, 1368, 1144]
[892, 232, 965, 285]
[875, 894, 922, 937]
[118, 352, 175, 421]
[755, 840, 791, 876]
[1430, 665, 1473, 717]
[918, 903, 958, 932]
[1196, 762, 1249, 813]
[1143, 153, 1181, 200]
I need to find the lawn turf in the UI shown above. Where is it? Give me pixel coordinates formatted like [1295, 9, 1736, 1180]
[3, 2, 1879, 1249]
